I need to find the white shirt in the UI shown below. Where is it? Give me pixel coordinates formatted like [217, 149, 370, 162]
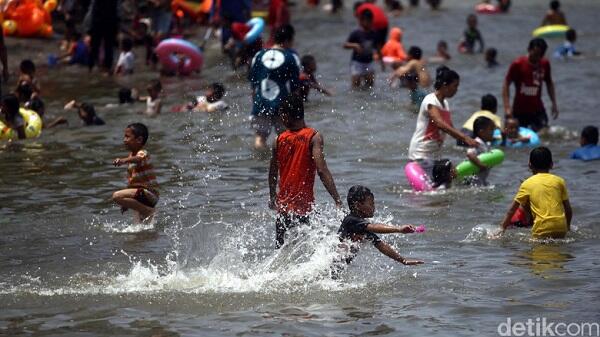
[408, 93, 452, 160]
[116, 51, 134, 74]
[145, 97, 161, 116]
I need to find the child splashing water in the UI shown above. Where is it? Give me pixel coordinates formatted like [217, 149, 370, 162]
[332, 185, 423, 279]
[112, 123, 160, 223]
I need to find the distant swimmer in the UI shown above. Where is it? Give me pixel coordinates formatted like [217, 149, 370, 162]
[113, 123, 160, 223]
[541, 0, 567, 26]
[331, 185, 423, 279]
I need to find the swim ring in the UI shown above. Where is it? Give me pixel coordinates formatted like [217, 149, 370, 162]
[475, 3, 500, 14]
[0, 108, 42, 141]
[492, 127, 540, 148]
[155, 38, 203, 75]
[455, 149, 505, 180]
[244, 17, 265, 44]
[2, 0, 56, 38]
[532, 25, 569, 39]
[404, 161, 432, 192]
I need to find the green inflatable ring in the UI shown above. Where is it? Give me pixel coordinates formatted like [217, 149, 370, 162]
[455, 149, 505, 180]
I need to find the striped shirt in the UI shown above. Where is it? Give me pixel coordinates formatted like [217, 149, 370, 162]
[127, 150, 159, 195]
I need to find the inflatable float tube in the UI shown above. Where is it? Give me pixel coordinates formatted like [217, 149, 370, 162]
[0, 108, 43, 141]
[532, 25, 569, 39]
[404, 161, 433, 192]
[475, 3, 500, 14]
[244, 17, 265, 44]
[155, 38, 203, 75]
[455, 149, 505, 180]
[492, 127, 540, 148]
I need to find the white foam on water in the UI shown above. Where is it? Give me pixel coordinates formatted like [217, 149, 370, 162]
[2, 206, 372, 296]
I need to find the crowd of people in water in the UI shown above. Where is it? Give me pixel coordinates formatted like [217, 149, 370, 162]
[1, 0, 599, 276]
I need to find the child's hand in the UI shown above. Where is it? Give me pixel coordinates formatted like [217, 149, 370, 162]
[402, 259, 424, 265]
[113, 158, 124, 166]
[400, 225, 417, 233]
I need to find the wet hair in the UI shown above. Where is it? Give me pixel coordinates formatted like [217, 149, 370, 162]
[404, 72, 419, 84]
[301, 54, 316, 70]
[80, 102, 96, 118]
[481, 94, 497, 112]
[466, 13, 477, 24]
[279, 93, 304, 121]
[528, 38, 548, 54]
[581, 125, 598, 145]
[566, 29, 576, 42]
[432, 159, 453, 187]
[16, 81, 34, 102]
[1, 94, 20, 117]
[273, 24, 295, 45]
[210, 82, 226, 100]
[118, 87, 134, 104]
[347, 185, 373, 211]
[127, 123, 149, 145]
[529, 146, 553, 170]
[437, 40, 448, 49]
[434, 66, 460, 90]
[121, 37, 133, 52]
[486, 47, 497, 59]
[550, 0, 560, 10]
[19, 59, 36, 75]
[408, 46, 422, 60]
[71, 31, 82, 41]
[26, 96, 45, 116]
[148, 79, 162, 92]
[473, 116, 494, 138]
[359, 9, 373, 22]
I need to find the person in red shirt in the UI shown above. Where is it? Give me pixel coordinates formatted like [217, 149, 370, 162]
[502, 38, 559, 132]
[354, 1, 389, 51]
[268, 94, 342, 248]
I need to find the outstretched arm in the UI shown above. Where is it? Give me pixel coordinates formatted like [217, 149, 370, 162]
[502, 78, 512, 118]
[546, 76, 559, 120]
[429, 105, 478, 147]
[375, 241, 423, 265]
[499, 201, 520, 234]
[268, 139, 279, 210]
[366, 223, 416, 234]
[312, 132, 342, 207]
[563, 200, 572, 231]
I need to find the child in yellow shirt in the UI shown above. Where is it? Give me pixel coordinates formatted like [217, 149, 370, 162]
[499, 147, 572, 238]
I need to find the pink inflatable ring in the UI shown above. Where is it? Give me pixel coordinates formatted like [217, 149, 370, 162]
[404, 161, 433, 192]
[155, 38, 203, 75]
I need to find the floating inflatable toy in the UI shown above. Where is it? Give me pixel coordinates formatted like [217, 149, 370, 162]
[510, 207, 530, 227]
[492, 127, 540, 148]
[0, 108, 42, 141]
[244, 17, 264, 44]
[475, 3, 500, 14]
[404, 161, 432, 192]
[1, 0, 56, 38]
[455, 149, 504, 180]
[532, 25, 569, 39]
[155, 38, 203, 75]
